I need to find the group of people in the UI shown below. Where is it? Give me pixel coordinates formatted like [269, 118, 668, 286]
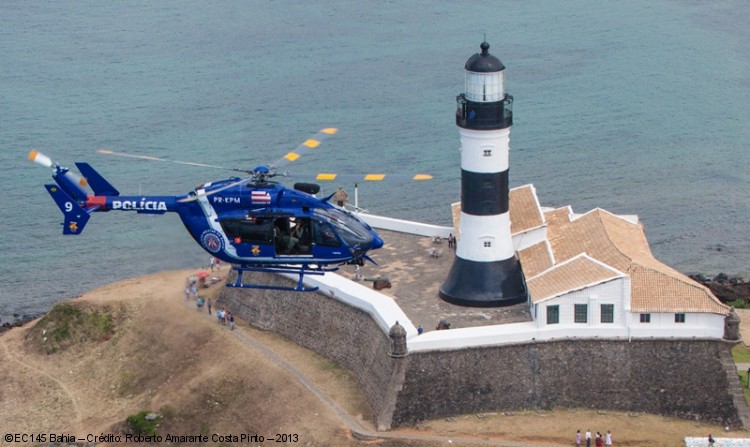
[184, 277, 199, 300]
[181, 261, 234, 330]
[577, 429, 612, 447]
[216, 307, 235, 330]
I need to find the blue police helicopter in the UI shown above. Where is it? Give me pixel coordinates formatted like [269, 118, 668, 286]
[30, 128, 432, 292]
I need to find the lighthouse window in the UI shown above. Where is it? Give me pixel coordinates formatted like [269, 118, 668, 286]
[465, 72, 504, 102]
[483, 241, 492, 248]
[483, 149, 492, 157]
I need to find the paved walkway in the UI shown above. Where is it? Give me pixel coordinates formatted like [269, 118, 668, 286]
[190, 301, 562, 447]
[348, 230, 531, 332]
[685, 437, 750, 447]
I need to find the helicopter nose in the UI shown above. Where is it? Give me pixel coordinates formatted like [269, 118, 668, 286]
[371, 233, 384, 250]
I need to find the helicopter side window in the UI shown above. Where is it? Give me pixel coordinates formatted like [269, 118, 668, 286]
[220, 218, 273, 244]
[313, 208, 373, 247]
[275, 217, 312, 255]
[312, 219, 340, 247]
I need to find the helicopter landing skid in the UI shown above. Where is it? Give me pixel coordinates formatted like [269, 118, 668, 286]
[227, 264, 339, 292]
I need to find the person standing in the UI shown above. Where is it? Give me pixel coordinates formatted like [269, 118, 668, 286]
[333, 186, 349, 207]
[207, 298, 212, 315]
[448, 233, 455, 249]
[585, 429, 591, 447]
[595, 432, 602, 447]
[575, 430, 581, 447]
[209, 256, 216, 271]
[605, 430, 612, 446]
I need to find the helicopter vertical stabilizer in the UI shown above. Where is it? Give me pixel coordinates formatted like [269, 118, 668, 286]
[75, 163, 120, 196]
[44, 184, 90, 234]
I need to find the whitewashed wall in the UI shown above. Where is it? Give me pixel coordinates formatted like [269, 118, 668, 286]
[534, 278, 630, 328]
[283, 216, 728, 351]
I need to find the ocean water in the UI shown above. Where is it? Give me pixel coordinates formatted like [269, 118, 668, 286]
[1, 1, 748, 323]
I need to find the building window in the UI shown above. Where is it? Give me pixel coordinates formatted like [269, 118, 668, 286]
[483, 241, 492, 248]
[601, 304, 614, 323]
[574, 304, 587, 323]
[640, 313, 651, 323]
[675, 313, 686, 323]
[547, 305, 559, 325]
[483, 149, 492, 157]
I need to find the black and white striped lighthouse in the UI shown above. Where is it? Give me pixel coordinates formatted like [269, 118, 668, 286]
[439, 42, 528, 307]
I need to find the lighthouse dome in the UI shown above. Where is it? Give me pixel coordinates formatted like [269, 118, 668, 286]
[465, 41, 505, 73]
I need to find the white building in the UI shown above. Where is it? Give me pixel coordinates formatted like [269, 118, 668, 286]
[447, 184, 730, 342]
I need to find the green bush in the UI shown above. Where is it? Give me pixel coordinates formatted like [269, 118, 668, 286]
[126, 411, 159, 435]
[727, 299, 750, 309]
[30, 303, 115, 353]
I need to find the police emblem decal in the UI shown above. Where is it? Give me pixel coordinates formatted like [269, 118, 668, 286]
[200, 229, 224, 253]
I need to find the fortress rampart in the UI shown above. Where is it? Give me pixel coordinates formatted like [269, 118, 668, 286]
[217, 271, 748, 430]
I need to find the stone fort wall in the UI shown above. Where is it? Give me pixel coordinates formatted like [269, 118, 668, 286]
[392, 339, 742, 427]
[217, 273, 746, 429]
[217, 272, 401, 429]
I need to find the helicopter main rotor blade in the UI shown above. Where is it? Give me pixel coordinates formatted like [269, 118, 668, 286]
[97, 149, 249, 174]
[312, 173, 433, 181]
[268, 128, 338, 170]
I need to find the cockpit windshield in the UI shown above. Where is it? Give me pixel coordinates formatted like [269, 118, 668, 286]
[313, 208, 373, 247]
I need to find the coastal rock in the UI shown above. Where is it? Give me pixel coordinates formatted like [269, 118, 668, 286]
[690, 274, 750, 304]
[0, 313, 42, 333]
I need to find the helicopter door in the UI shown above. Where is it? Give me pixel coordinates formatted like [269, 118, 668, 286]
[275, 217, 312, 256]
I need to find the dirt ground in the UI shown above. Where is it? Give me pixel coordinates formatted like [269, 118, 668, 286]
[1, 267, 748, 447]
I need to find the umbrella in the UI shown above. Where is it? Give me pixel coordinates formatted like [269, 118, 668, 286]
[194, 271, 211, 279]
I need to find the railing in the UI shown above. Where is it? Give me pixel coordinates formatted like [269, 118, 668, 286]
[456, 93, 513, 130]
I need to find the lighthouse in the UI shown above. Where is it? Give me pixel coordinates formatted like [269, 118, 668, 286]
[439, 42, 528, 307]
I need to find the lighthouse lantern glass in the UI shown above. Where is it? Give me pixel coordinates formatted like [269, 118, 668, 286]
[465, 71, 504, 102]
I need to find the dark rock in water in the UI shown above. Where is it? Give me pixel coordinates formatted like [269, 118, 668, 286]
[690, 273, 750, 304]
[0, 312, 44, 333]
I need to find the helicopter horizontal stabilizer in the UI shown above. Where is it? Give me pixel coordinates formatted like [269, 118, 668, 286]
[75, 163, 120, 197]
[44, 184, 91, 235]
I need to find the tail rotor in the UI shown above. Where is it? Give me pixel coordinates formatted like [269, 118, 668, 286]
[28, 149, 88, 188]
